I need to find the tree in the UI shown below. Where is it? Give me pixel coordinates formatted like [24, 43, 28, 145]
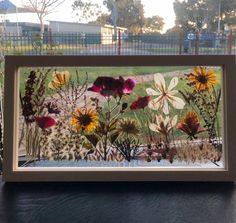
[144, 16, 164, 33]
[72, 0, 101, 22]
[90, 13, 112, 26]
[74, 0, 165, 34]
[174, 0, 236, 32]
[103, 0, 118, 38]
[206, 0, 236, 31]
[166, 25, 182, 35]
[103, 0, 145, 33]
[173, 0, 208, 32]
[23, 0, 66, 36]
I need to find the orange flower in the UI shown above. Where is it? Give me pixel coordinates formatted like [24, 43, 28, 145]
[177, 112, 205, 140]
[71, 108, 99, 134]
[187, 67, 217, 91]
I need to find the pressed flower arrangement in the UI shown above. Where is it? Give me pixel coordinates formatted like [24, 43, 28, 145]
[4, 55, 236, 182]
[15, 63, 224, 168]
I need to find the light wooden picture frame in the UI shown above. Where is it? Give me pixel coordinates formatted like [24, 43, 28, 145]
[3, 55, 236, 182]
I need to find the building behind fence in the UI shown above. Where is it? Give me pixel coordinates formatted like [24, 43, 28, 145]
[0, 30, 235, 56]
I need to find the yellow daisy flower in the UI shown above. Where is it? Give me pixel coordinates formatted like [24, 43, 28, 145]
[48, 70, 70, 89]
[188, 67, 217, 91]
[71, 108, 99, 134]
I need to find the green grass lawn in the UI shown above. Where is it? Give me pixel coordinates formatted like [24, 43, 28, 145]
[18, 66, 223, 141]
[147, 48, 180, 54]
[19, 66, 190, 93]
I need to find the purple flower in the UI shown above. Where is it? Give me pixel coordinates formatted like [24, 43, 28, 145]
[21, 71, 37, 123]
[88, 76, 136, 97]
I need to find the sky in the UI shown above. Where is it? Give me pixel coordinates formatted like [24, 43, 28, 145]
[2, 0, 176, 32]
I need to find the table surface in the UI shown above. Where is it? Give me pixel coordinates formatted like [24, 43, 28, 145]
[0, 180, 236, 223]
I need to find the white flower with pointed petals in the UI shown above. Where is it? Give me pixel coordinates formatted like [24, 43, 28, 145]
[149, 115, 178, 135]
[146, 73, 185, 115]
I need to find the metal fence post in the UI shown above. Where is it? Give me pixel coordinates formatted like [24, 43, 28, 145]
[179, 30, 183, 55]
[195, 30, 199, 55]
[49, 28, 52, 49]
[227, 29, 233, 55]
[118, 30, 121, 55]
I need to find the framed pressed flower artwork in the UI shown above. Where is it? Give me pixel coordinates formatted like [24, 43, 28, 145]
[3, 55, 236, 182]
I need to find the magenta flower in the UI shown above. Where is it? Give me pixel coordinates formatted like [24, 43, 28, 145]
[121, 77, 136, 94]
[130, 96, 151, 110]
[35, 116, 56, 129]
[88, 76, 136, 97]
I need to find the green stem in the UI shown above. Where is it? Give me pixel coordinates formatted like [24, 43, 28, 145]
[35, 125, 40, 160]
[143, 108, 153, 143]
[102, 97, 112, 161]
[165, 133, 169, 144]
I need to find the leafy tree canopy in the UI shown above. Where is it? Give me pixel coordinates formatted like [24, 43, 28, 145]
[90, 13, 112, 26]
[103, 0, 145, 34]
[144, 16, 164, 33]
[73, 0, 165, 34]
[72, 0, 101, 21]
[174, 0, 236, 32]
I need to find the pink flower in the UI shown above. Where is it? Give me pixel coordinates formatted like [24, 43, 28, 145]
[130, 96, 151, 110]
[35, 116, 56, 129]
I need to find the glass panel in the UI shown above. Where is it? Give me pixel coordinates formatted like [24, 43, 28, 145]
[18, 66, 224, 168]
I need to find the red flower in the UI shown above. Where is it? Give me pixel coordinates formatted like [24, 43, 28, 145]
[177, 112, 205, 140]
[88, 76, 136, 97]
[130, 96, 151, 110]
[35, 116, 56, 129]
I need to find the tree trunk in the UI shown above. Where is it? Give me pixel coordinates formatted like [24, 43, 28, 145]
[40, 19, 44, 38]
[39, 19, 44, 55]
